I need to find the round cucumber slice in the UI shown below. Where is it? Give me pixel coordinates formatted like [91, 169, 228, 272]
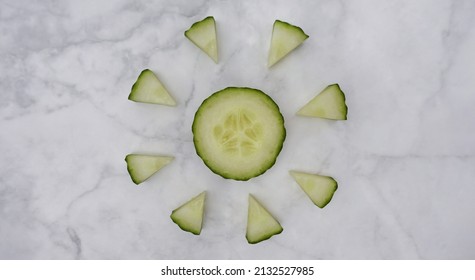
[192, 87, 286, 181]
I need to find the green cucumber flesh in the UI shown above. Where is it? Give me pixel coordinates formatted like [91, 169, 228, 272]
[268, 20, 309, 67]
[297, 84, 348, 120]
[128, 69, 176, 106]
[290, 171, 338, 208]
[185, 16, 218, 63]
[192, 87, 286, 181]
[170, 191, 206, 235]
[246, 194, 283, 244]
[125, 154, 174, 185]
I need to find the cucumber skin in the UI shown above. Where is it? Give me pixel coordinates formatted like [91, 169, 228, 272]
[171, 217, 201, 235]
[125, 159, 141, 185]
[125, 155, 143, 185]
[128, 69, 146, 103]
[125, 154, 146, 185]
[184, 16, 215, 37]
[327, 84, 348, 120]
[247, 230, 283, 244]
[128, 69, 151, 103]
[317, 177, 337, 208]
[170, 218, 201, 235]
[274, 20, 309, 39]
[312, 179, 337, 208]
[247, 227, 283, 244]
[247, 224, 283, 244]
[192, 87, 286, 181]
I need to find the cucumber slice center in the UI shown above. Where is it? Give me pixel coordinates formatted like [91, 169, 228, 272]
[213, 109, 263, 156]
[192, 87, 285, 181]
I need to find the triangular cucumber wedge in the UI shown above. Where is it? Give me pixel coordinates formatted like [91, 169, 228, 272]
[170, 191, 206, 235]
[125, 154, 174, 185]
[246, 194, 283, 244]
[290, 171, 338, 208]
[268, 20, 309, 67]
[297, 84, 348, 120]
[128, 69, 176, 106]
[185, 16, 218, 63]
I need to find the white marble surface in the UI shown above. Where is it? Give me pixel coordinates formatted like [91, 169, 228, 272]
[1, 0, 475, 259]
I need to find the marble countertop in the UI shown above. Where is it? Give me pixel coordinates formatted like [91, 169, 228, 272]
[1, 0, 475, 259]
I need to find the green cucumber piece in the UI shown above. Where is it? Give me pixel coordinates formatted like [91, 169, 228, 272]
[125, 154, 174, 185]
[290, 171, 338, 208]
[185, 16, 218, 63]
[128, 69, 176, 106]
[192, 87, 286, 181]
[297, 84, 348, 120]
[246, 194, 283, 244]
[268, 20, 309, 67]
[170, 191, 206, 235]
